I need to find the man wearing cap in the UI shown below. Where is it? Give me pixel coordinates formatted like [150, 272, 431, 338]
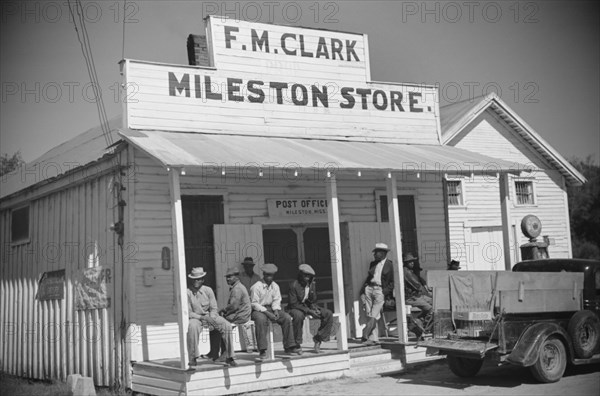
[250, 263, 299, 359]
[220, 267, 252, 324]
[239, 257, 261, 293]
[403, 253, 433, 337]
[359, 243, 395, 345]
[186, 267, 238, 367]
[287, 264, 334, 353]
[447, 259, 461, 271]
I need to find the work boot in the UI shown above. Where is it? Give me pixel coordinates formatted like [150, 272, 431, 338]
[225, 358, 238, 367]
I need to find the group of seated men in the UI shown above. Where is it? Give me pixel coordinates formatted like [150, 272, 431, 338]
[187, 257, 334, 367]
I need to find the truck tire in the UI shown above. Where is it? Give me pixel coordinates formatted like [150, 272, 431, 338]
[568, 310, 600, 359]
[530, 337, 566, 383]
[447, 355, 484, 377]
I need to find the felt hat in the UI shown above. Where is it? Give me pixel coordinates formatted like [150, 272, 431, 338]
[372, 242, 391, 252]
[241, 257, 255, 266]
[299, 264, 316, 276]
[225, 267, 240, 276]
[448, 260, 461, 269]
[188, 267, 207, 279]
[261, 263, 278, 274]
[402, 253, 418, 262]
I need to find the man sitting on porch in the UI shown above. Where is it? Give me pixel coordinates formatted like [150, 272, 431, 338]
[187, 267, 238, 367]
[359, 243, 394, 345]
[287, 264, 334, 354]
[239, 257, 261, 293]
[250, 263, 300, 360]
[403, 253, 433, 337]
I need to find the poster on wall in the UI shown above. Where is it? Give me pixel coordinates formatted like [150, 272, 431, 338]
[36, 269, 65, 301]
[74, 266, 112, 310]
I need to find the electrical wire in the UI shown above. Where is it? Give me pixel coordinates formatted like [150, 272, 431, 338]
[67, 0, 113, 147]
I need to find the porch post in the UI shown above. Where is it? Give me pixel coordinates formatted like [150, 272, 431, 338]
[326, 174, 348, 350]
[386, 175, 408, 343]
[499, 173, 513, 270]
[169, 168, 189, 368]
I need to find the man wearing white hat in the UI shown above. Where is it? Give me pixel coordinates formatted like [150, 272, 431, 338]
[359, 243, 394, 345]
[187, 267, 238, 367]
[287, 264, 334, 353]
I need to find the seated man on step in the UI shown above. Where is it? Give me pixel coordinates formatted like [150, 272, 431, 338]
[186, 267, 238, 367]
[250, 263, 300, 360]
[403, 253, 433, 337]
[287, 264, 334, 354]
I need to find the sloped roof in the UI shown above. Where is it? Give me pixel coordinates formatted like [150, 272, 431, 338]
[1, 117, 123, 200]
[120, 129, 523, 173]
[440, 93, 586, 186]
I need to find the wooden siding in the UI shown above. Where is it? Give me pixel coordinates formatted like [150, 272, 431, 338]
[447, 110, 571, 265]
[131, 148, 449, 358]
[125, 59, 440, 145]
[0, 155, 130, 387]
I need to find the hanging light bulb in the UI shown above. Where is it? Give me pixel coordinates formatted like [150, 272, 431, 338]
[357, 170, 362, 177]
[180, 168, 186, 176]
[259, 169, 263, 177]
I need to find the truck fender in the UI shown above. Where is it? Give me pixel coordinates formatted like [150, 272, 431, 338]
[506, 322, 573, 367]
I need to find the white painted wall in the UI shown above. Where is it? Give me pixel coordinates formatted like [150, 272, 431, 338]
[446, 110, 572, 267]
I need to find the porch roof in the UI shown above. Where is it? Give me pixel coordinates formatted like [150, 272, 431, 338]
[119, 129, 523, 174]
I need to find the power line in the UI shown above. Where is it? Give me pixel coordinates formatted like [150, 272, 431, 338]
[67, 0, 113, 147]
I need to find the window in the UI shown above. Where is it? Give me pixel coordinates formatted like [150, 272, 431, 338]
[11, 205, 30, 243]
[515, 181, 535, 205]
[446, 180, 463, 206]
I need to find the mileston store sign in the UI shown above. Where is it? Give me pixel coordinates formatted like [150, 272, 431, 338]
[125, 16, 441, 144]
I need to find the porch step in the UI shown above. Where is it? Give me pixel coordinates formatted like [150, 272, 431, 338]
[348, 358, 404, 377]
[348, 347, 404, 377]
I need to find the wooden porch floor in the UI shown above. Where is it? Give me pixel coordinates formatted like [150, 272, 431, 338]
[131, 338, 436, 395]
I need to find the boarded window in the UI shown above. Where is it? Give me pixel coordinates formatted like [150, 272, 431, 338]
[515, 181, 535, 205]
[446, 180, 463, 206]
[11, 205, 30, 243]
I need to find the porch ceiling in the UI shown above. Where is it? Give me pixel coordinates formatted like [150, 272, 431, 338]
[120, 129, 523, 174]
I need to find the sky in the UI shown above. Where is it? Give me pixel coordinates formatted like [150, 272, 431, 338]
[1, 0, 599, 164]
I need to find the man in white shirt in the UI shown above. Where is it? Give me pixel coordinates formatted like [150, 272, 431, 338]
[250, 263, 300, 360]
[359, 243, 394, 345]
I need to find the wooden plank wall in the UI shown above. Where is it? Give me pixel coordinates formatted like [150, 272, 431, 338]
[0, 156, 128, 386]
[447, 109, 572, 266]
[125, 59, 440, 145]
[131, 148, 448, 357]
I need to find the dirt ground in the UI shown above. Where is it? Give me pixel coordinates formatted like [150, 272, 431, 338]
[245, 359, 600, 396]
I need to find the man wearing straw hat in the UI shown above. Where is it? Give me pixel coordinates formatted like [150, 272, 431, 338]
[186, 267, 238, 367]
[359, 243, 395, 345]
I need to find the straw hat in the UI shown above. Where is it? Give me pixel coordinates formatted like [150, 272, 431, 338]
[188, 267, 207, 279]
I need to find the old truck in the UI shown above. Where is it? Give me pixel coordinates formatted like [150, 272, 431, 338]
[419, 259, 600, 383]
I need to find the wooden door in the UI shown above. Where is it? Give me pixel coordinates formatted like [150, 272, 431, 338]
[469, 226, 505, 271]
[213, 225, 264, 307]
[182, 195, 224, 290]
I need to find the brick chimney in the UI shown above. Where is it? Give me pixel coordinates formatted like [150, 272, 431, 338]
[187, 34, 210, 66]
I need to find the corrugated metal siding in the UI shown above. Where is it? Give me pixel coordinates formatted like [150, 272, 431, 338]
[448, 110, 572, 264]
[0, 156, 128, 386]
[131, 148, 448, 359]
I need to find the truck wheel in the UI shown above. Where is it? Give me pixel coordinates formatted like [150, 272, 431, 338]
[568, 310, 600, 359]
[530, 337, 566, 383]
[447, 355, 484, 377]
